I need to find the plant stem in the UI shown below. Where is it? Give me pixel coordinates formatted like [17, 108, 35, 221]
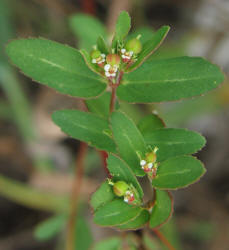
[152, 229, 176, 250]
[109, 85, 117, 114]
[66, 142, 88, 250]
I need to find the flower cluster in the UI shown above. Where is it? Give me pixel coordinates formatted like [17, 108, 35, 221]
[140, 147, 159, 178]
[90, 36, 142, 82]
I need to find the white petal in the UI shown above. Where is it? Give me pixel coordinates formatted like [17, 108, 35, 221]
[92, 59, 96, 63]
[124, 197, 129, 203]
[121, 48, 126, 53]
[129, 51, 134, 56]
[104, 64, 111, 71]
[148, 163, 153, 169]
[140, 160, 146, 166]
[105, 72, 110, 77]
[101, 54, 105, 58]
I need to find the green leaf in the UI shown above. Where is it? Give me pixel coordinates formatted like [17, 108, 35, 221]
[150, 190, 173, 228]
[117, 209, 150, 230]
[93, 237, 122, 250]
[75, 217, 93, 250]
[86, 92, 119, 119]
[97, 36, 109, 54]
[107, 154, 143, 198]
[90, 181, 115, 211]
[127, 26, 170, 71]
[69, 13, 107, 51]
[111, 111, 147, 176]
[93, 199, 142, 226]
[34, 214, 66, 241]
[6, 39, 106, 99]
[143, 233, 161, 250]
[144, 128, 206, 161]
[118, 56, 224, 103]
[114, 11, 131, 41]
[138, 114, 165, 136]
[52, 110, 116, 152]
[151, 156, 206, 189]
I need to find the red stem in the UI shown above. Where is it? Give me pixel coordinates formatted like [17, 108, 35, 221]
[66, 142, 88, 250]
[152, 229, 176, 250]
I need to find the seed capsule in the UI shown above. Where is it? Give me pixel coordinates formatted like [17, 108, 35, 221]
[125, 37, 142, 54]
[113, 181, 129, 197]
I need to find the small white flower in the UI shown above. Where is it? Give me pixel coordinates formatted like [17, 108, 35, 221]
[92, 59, 96, 63]
[121, 48, 126, 53]
[140, 160, 146, 166]
[124, 197, 129, 203]
[101, 54, 105, 58]
[129, 51, 134, 56]
[104, 64, 111, 72]
[148, 163, 153, 169]
[105, 71, 110, 77]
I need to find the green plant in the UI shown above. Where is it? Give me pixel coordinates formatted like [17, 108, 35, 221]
[6, 11, 224, 250]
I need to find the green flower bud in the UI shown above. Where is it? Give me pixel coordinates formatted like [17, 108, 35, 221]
[113, 181, 129, 197]
[146, 147, 158, 164]
[90, 50, 102, 59]
[106, 54, 121, 66]
[125, 38, 142, 54]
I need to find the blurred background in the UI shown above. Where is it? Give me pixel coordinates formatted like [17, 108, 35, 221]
[0, 0, 229, 249]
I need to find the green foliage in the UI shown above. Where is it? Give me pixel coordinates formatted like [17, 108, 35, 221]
[6, 39, 106, 98]
[118, 57, 224, 103]
[151, 156, 206, 189]
[52, 109, 116, 152]
[5, 10, 224, 239]
[69, 13, 107, 51]
[144, 128, 206, 161]
[111, 111, 147, 176]
[150, 190, 173, 228]
[93, 237, 122, 250]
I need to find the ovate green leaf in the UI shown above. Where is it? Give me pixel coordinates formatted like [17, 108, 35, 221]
[117, 209, 150, 230]
[69, 13, 107, 51]
[127, 26, 170, 71]
[118, 57, 224, 103]
[52, 110, 116, 152]
[90, 181, 115, 211]
[107, 154, 143, 198]
[151, 156, 206, 189]
[114, 11, 131, 41]
[144, 128, 206, 161]
[6, 39, 106, 98]
[93, 199, 142, 226]
[111, 111, 147, 176]
[150, 190, 173, 228]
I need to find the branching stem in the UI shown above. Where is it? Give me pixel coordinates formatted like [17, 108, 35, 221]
[66, 142, 88, 250]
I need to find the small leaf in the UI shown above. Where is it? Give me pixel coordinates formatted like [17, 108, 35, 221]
[34, 214, 66, 241]
[127, 26, 170, 71]
[69, 13, 107, 51]
[138, 114, 165, 136]
[86, 92, 119, 119]
[52, 110, 116, 152]
[114, 11, 131, 41]
[144, 128, 206, 161]
[107, 154, 143, 198]
[75, 217, 93, 250]
[117, 209, 150, 230]
[90, 181, 115, 211]
[152, 156, 206, 189]
[6, 39, 106, 99]
[93, 199, 142, 226]
[93, 237, 122, 250]
[118, 57, 224, 103]
[150, 190, 173, 228]
[111, 111, 148, 176]
[97, 36, 109, 54]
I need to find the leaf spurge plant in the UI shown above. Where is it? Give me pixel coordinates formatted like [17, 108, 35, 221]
[6, 11, 224, 250]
